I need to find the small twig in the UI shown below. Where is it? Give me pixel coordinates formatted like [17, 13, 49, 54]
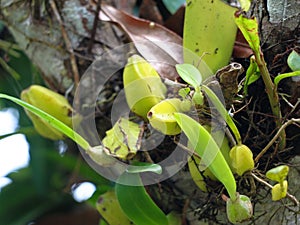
[88, 0, 102, 53]
[231, 96, 252, 115]
[50, 0, 80, 86]
[280, 93, 295, 109]
[251, 172, 273, 188]
[173, 138, 201, 159]
[182, 197, 191, 225]
[143, 151, 154, 164]
[255, 118, 300, 163]
[251, 172, 299, 206]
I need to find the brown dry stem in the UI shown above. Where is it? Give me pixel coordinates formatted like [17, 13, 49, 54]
[255, 118, 300, 163]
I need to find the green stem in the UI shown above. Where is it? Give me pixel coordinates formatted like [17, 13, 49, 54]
[254, 52, 286, 150]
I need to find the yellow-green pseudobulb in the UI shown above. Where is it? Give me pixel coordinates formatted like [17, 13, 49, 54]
[271, 180, 288, 201]
[123, 54, 167, 120]
[96, 190, 133, 225]
[147, 98, 190, 135]
[21, 85, 75, 140]
[229, 144, 254, 176]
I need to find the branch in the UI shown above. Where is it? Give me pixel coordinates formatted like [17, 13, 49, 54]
[255, 118, 300, 163]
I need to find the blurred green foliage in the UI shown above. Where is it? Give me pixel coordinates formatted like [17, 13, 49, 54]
[0, 24, 110, 225]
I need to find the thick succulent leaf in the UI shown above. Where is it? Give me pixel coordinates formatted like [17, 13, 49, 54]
[96, 190, 133, 225]
[115, 173, 168, 225]
[183, 0, 238, 73]
[266, 165, 289, 182]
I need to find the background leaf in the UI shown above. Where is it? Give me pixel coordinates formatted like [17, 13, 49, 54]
[115, 173, 168, 225]
[183, 0, 237, 74]
[287, 50, 300, 71]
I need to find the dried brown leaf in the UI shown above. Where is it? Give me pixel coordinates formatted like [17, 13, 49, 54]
[232, 29, 253, 59]
[100, 4, 183, 80]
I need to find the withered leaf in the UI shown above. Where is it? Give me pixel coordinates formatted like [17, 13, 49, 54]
[100, 4, 183, 80]
[232, 29, 253, 59]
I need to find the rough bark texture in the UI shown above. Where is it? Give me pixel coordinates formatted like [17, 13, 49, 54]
[253, 0, 300, 71]
[0, 0, 123, 93]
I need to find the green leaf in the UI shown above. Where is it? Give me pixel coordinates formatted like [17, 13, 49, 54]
[238, 0, 252, 11]
[174, 113, 237, 200]
[0, 93, 90, 151]
[102, 117, 143, 159]
[115, 173, 168, 225]
[201, 85, 242, 144]
[99, 220, 109, 225]
[244, 56, 260, 95]
[274, 50, 300, 85]
[287, 50, 300, 72]
[274, 71, 300, 86]
[96, 190, 133, 225]
[178, 87, 190, 98]
[266, 165, 289, 183]
[0, 167, 75, 225]
[234, 14, 260, 54]
[183, 0, 238, 73]
[175, 63, 202, 88]
[166, 212, 182, 225]
[126, 162, 162, 174]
